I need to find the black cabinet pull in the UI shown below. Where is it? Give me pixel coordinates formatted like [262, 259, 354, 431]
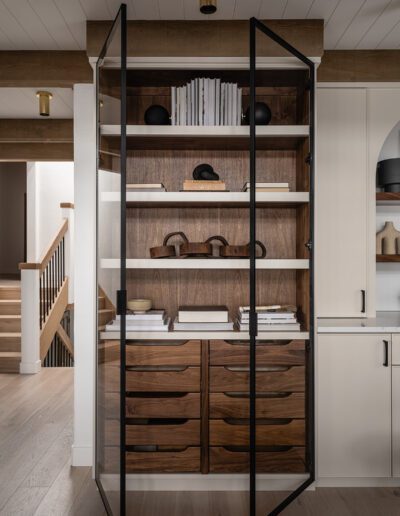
[361, 290, 366, 313]
[383, 340, 389, 367]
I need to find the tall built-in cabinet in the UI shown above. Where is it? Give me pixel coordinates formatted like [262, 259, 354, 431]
[95, 8, 315, 516]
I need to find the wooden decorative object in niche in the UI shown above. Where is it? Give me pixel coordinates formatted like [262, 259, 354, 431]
[376, 221, 400, 255]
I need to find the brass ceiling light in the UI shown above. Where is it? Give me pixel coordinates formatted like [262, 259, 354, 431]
[200, 0, 217, 15]
[36, 91, 53, 117]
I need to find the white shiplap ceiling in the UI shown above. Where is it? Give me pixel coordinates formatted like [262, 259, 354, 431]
[0, 0, 399, 50]
[0, 88, 73, 118]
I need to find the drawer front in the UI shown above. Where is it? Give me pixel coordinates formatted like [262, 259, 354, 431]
[392, 335, 400, 365]
[126, 447, 200, 473]
[126, 340, 200, 366]
[210, 366, 305, 392]
[126, 367, 200, 392]
[209, 446, 306, 473]
[209, 419, 305, 446]
[126, 420, 200, 446]
[210, 340, 305, 366]
[209, 393, 305, 419]
[99, 340, 119, 365]
[126, 393, 200, 418]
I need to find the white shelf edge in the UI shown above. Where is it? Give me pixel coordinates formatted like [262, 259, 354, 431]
[100, 330, 310, 340]
[100, 258, 309, 270]
[100, 125, 309, 137]
[100, 191, 310, 204]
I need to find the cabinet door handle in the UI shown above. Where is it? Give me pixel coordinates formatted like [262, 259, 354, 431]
[383, 340, 389, 367]
[361, 290, 366, 313]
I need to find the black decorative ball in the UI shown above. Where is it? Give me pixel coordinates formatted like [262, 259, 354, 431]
[244, 102, 272, 126]
[193, 163, 220, 181]
[377, 158, 400, 192]
[144, 105, 170, 125]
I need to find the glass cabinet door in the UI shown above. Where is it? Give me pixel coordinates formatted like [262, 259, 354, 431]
[96, 4, 127, 515]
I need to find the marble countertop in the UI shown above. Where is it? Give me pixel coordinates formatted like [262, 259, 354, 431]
[318, 312, 400, 333]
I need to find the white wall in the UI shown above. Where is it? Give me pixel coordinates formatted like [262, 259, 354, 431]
[26, 161, 74, 260]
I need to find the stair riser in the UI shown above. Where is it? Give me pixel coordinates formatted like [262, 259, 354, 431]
[0, 358, 20, 373]
[0, 337, 21, 352]
[98, 310, 114, 326]
[98, 297, 105, 310]
[0, 303, 21, 315]
[0, 288, 21, 300]
[0, 319, 21, 332]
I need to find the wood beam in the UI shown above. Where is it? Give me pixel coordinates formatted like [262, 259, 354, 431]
[0, 51, 92, 87]
[0, 119, 73, 161]
[318, 50, 400, 82]
[87, 20, 323, 59]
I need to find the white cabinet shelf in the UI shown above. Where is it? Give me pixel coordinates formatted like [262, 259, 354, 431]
[100, 258, 309, 270]
[100, 190, 309, 207]
[100, 330, 310, 341]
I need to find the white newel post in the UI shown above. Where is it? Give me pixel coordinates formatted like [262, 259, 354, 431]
[72, 83, 97, 467]
[20, 269, 41, 374]
[61, 206, 74, 305]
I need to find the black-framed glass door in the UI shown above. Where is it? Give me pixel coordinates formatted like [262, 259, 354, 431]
[249, 17, 315, 516]
[96, 4, 127, 515]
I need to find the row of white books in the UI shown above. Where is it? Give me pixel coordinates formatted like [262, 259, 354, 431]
[171, 78, 242, 126]
[237, 305, 300, 332]
[174, 305, 233, 330]
[242, 182, 290, 192]
[106, 310, 170, 332]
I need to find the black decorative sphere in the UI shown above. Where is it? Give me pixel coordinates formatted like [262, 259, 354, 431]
[144, 105, 170, 125]
[377, 158, 400, 192]
[193, 163, 220, 181]
[244, 102, 272, 126]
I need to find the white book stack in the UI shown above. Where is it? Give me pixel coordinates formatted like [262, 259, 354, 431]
[173, 305, 234, 331]
[242, 182, 290, 193]
[237, 305, 300, 332]
[171, 78, 242, 126]
[105, 310, 170, 332]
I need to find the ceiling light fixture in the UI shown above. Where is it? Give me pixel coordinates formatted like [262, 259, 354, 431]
[36, 91, 53, 117]
[200, 0, 217, 15]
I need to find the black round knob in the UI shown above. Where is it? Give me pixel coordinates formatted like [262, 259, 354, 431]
[243, 102, 272, 126]
[144, 105, 170, 125]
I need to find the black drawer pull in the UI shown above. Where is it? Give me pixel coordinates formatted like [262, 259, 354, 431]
[361, 290, 366, 313]
[383, 340, 389, 367]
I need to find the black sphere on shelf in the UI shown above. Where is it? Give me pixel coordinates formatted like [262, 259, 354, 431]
[193, 163, 220, 181]
[144, 105, 170, 125]
[377, 158, 400, 193]
[243, 102, 272, 126]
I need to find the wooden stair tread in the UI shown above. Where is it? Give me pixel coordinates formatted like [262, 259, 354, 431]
[0, 332, 21, 337]
[0, 351, 21, 357]
[0, 315, 21, 319]
[0, 299, 21, 303]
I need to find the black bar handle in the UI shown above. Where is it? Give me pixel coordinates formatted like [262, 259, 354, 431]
[361, 289, 366, 313]
[383, 340, 389, 367]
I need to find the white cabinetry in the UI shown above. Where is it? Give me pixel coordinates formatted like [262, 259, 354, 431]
[317, 334, 392, 478]
[316, 89, 368, 317]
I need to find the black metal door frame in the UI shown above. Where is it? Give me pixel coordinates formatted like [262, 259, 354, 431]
[249, 17, 315, 516]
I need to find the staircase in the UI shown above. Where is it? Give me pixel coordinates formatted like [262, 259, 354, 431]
[0, 284, 21, 373]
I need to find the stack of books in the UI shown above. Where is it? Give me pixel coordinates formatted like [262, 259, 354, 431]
[171, 78, 242, 126]
[237, 305, 300, 332]
[127, 183, 166, 192]
[173, 305, 234, 331]
[183, 180, 226, 191]
[105, 310, 170, 332]
[242, 182, 290, 192]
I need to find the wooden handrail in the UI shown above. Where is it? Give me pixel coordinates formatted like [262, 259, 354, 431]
[19, 219, 68, 271]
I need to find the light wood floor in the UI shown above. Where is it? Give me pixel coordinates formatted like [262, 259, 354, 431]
[1, 368, 400, 515]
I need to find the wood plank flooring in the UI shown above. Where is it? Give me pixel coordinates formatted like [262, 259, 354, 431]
[1, 368, 400, 515]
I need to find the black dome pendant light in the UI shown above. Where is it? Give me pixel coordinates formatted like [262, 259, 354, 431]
[200, 0, 217, 15]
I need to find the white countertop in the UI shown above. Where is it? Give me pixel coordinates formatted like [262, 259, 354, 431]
[318, 312, 400, 333]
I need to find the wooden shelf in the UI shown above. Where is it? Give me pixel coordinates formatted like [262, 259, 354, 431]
[100, 258, 309, 270]
[100, 124, 309, 150]
[100, 330, 310, 341]
[376, 192, 400, 205]
[100, 191, 310, 207]
[377, 254, 400, 262]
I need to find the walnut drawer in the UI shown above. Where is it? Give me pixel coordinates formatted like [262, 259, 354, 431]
[126, 447, 200, 473]
[209, 393, 305, 419]
[209, 419, 305, 447]
[209, 446, 306, 473]
[126, 393, 200, 418]
[126, 420, 200, 446]
[209, 340, 305, 366]
[126, 367, 200, 392]
[126, 340, 200, 366]
[209, 366, 305, 392]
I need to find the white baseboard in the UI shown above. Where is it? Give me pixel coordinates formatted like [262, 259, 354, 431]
[317, 477, 400, 487]
[72, 444, 93, 466]
[100, 473, 310, 492]
[19, 360, 41, 374]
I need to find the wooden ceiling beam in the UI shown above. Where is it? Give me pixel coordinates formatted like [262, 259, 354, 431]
[0, 51, 92, 87]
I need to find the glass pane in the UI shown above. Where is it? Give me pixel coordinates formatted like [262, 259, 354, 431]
[96, 5, 126, 515]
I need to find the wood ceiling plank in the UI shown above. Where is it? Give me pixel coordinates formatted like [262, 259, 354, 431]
[324, 0, 366, 49]
[259, 0, 287, 19]
[357, 0, 400, 49]
[54, 0, 87, 49]
[283, 0, 315, 19]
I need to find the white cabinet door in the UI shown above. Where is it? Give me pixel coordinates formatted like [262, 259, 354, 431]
[393, 366, 400, 476]
[316, 88, 368, 317]
[317, 334, 391, 478]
